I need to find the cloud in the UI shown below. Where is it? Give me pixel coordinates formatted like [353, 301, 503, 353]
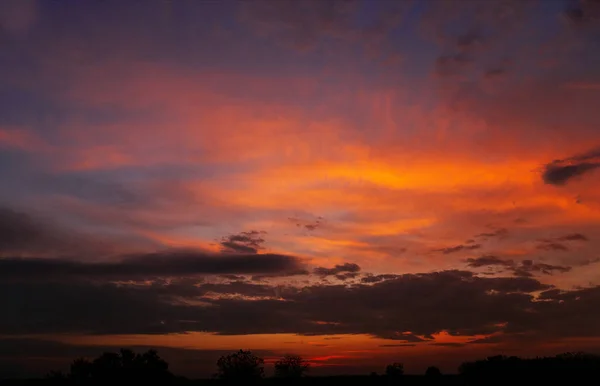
[536, 233, 589, 251]
[536, 242, 569, 251]
[563, 0, 600, 25]
[313, 262, 361, 277]
[0, 251, 304, 281]
[434, 52, 473, 77]
[475, 228, 509, 239]
[0, 269, 560, 338]
[430, 342, 465, 348]
[542, 148, 600, 185]
[466, 255, 514, 269]
[360, 274, 400, 284]
[250, 269, 311, 281]
[288, 216, 325, 231]
[0, 206, 157, 257]
[557, 233, 588, 241]
[238, 0, 359, 51]
[515, 260, 571, 276]
[465, 256, 571, 277]
[334, 272, 361, 281]
[0, 0, 38, 36]
[435, 244, 482, 254]
[219, 230, 267, 254]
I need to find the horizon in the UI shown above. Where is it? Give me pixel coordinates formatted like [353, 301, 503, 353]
[1, 0, 600, 380]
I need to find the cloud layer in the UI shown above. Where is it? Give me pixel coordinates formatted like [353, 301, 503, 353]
[1, 0, 600, 377]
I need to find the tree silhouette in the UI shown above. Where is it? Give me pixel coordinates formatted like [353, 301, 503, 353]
[274, 354, 310, 378]
[216, 349, 264, 382]
[425, 366, 442, 377]
[385, 362, 404, 377]
[69, 357, 93, 383]
[425, 366, 442, 380]
[458, 352, 600, 383]
[63, 349, 171, 383]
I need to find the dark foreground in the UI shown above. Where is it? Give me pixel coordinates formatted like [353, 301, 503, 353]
[2, 350, 599, 385]
[2, 374, 599, 386]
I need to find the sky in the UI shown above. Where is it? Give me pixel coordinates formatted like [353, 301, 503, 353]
[1, 0, 600, 379]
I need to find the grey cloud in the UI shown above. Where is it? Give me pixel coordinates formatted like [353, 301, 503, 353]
[219, 230, 267, 254]
[239, 0, 359, 51]
[466, 255, 514, 268]
[360, 274, 400, 284]
[542, 148, 600, 185]
[430, 342, 465, 348]
[0, 207, 82, 255]
[483, 67, 507, 79]
[475, 228, 509, 239]
[536, 242, 569, 251]
[289, 216, 325, 231]
[563, 0, 600, 25]
[0, 269, 556, 339]
[0, 206, 156, 257]
[465, 256, 571, 277]
[335, 272, 361, 281]
[250, 269, 311, 281]
[313, 262, 361, 277]
[434, 52, 473, 77]
[557, 233, 588, 241]
[0, 250, 304, 281]
[536, 233, 589, 251]
[435, 243, 481, 254]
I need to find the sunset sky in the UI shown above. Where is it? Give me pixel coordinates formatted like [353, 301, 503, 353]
[1, 0, 600, 378]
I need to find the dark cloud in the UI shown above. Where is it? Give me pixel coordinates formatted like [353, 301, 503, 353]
[0, 207, 89, 256]
[434, 52, 473, 77]
[541, 148, 600, 185]
[484, 67, 507, 79]
[563, 0, 600, 25]
[360, 274, 401, 284]
[466, 334, 508, 344]
[430, 342, 465, 348]
[466, 255, 514, 268]
[289, 216, 325, 231]
[379, 344, 417, 347]
[219, 274, 247, 281]
[557, 233, 589, 241]
[517, 260, 571, 276]
[475, 228, 509, 239]
[335, 272, 361, 281]
[435, 244, 481, 254]
[579, 257, 600, 266]
[536, 233, 588, 251]
[466, 256, 571, 277]
[0, 250, 304, 281]
[239, 0, 359, 51]
[251, 269, 310, 281]
[219, 230, 266, 254]
[0, 206, 157, 257]
[536, 242, 569, 251]
[0, 269, 559, 339]
[313, 262, 361, 277]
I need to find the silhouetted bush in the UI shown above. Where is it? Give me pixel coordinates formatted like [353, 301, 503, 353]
[425, 366, 442, 377]
[458, 352, 600, 384]
[385, 362, 404, 377]
[215, 349, 264, 382]
[273, 354, 310, 378]
[55, 348, 172, 384]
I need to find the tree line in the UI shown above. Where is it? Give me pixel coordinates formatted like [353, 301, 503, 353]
[41, 349, 600, 384]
